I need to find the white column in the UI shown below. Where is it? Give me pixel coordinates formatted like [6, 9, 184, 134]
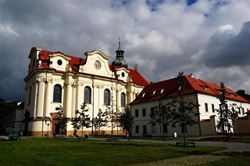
[66, 83, 72, 118]
[75, 83, 80, 116]
[33, 81, 39, 118]
[44, 80, 52, 117]
[37, 80, 45, 117]
[97, 85, 101, 109]
[71, 83, 76, 117]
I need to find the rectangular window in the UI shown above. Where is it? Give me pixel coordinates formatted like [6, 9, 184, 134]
[135, 109, 139, 117]
[205, 103, 208, 112]
[242, 108, 245, 115]
[212, 104, 215, 112]
[135, 125, 139, 133]
[181, 124, 187, 133]
[143, 125, 147, 135]
[163, 124, 168, 133]
[151, 125, 156, 134]
[142, 108, 146, 117]
[150, 107, 155, 117]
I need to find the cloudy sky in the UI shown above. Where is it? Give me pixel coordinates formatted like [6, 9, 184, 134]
[0, 0, 250, 101]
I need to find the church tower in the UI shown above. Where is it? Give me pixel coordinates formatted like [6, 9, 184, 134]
[112, 39, 128, 68]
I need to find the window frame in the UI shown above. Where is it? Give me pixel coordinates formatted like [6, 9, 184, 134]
[142, 108, 146, 117]
[135, 109, 139, 117]
[212, 104, 215, 112]
[205, 103, 208, 112]
[53, 84, 62, 103]
[121, 92, 126, 107]
[135, 125, 139, 133]
[104, 89, 110, 105]
[84, 86, 92, 104]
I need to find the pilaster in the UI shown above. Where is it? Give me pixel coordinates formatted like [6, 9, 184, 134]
[36, 79, 45, 117]
[44, 78, 53, 117]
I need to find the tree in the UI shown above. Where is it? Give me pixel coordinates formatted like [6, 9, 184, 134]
[166, 72, 199, 147]
[106, 106, 121, 137]
[71, 116, 80, 137]
[118, 107, 134, 141]
[150, 102, 171, 137]
[92, 109, 108, 135]
[216, 82, 239, 141]
[77, 102, 91, 137]
[55, 105, 66, 135]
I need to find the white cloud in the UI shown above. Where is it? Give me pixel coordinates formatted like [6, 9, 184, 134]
[0, 24, 19, 37]
[0, 0, 250, 100]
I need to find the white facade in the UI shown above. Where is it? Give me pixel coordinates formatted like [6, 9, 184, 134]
[24, 47, 148, 136]
[131, 94, 200, 137]
[131, 76, 250, 137]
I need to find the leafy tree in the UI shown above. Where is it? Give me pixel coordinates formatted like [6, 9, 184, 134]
[166, 72, 199, 147]
[71, 116, 80, 137]
[106, 106, 121, 137]
[92, 109, 108, 135]
[55, 105, 66, 135]
[118, 107, 134, 141]
[150, 102, 171, 137]
[77, 102, 91, 137]
[216, 82, 238, 141]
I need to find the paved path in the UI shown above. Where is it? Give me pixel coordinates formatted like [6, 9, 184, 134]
[130, 155, 227, 166]
[125, 139, 250, 152]
[124, 139, 250, 166]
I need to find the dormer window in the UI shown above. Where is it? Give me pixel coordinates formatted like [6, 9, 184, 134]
[161, 89, 164, 94]
[57, 59, 62, 66]
[153, 90, 156, 95]
[121, 72, 125, 77]
[142, 93, 146, 98]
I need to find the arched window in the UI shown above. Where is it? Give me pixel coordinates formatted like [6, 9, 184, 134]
[84, 86, 91, 104]
[104, 89, 110, 105]
[53, 84, 62, 103]
[121, 92, 126, 107]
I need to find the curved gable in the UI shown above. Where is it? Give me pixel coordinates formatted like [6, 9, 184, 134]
[80, 50, 113, 77]
[84, 50, 110, 60]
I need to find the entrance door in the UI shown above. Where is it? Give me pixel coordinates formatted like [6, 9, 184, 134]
[55, 124, 60, 135]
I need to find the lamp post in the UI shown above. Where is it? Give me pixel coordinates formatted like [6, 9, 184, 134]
[45, 118, 50, 138]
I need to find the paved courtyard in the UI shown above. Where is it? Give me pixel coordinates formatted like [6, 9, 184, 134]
[126, 139, 250, 166]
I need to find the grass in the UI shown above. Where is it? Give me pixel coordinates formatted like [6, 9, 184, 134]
[0, 138, 221, 166]
[207, 157, 250, 166]
[232, 136, 250, 143]
[205, 152, 250, 166]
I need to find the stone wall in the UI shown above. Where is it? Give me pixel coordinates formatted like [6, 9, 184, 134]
[234, 112, 250, 135]
[200, 115, 217, 136]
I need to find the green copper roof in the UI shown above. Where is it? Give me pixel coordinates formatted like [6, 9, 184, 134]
[112, 40, 128, 68]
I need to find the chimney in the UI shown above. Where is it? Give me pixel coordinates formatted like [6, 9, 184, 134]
[134, 64, 138, 71]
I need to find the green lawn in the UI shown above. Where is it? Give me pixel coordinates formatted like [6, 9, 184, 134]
[0, 138, 221, 166]
[205, 152, 250, 166]
[206, 157, 250, 166]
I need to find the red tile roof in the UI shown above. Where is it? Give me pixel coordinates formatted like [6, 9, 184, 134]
[128, 69, 149, 86]
[131, 75, 248, 105]
[38, 49, 86, 72]
[34, 48, 148, 87]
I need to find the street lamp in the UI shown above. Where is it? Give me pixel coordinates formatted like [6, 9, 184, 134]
[44, 118, 51, 138]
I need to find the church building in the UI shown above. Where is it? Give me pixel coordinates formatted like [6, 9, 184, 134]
[24, 44, 148, 136]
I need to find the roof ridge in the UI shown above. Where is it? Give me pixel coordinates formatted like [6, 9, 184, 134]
[198, 78, 219, 95]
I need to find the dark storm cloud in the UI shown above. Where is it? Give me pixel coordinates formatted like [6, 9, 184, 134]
[0, 0, 249, 100]
[203, 21, 250, 67]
